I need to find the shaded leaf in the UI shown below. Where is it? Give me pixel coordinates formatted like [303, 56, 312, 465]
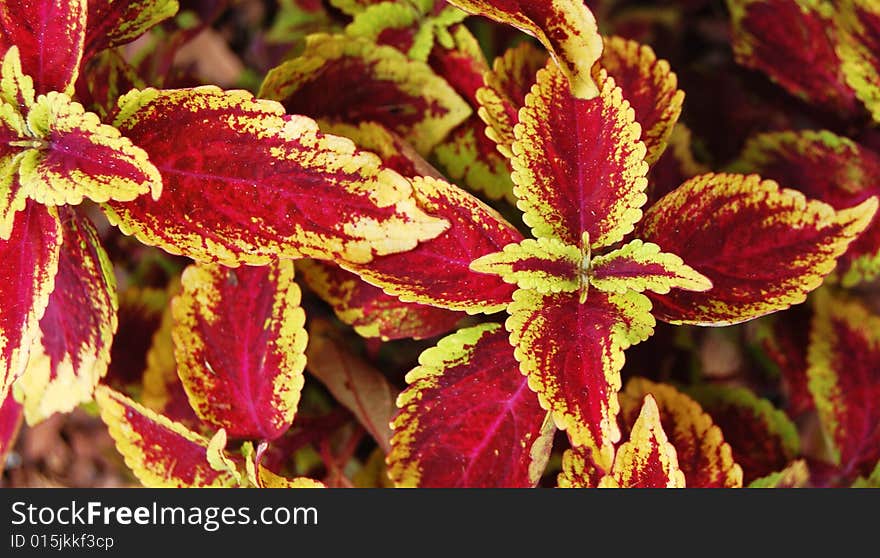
[0, 391, 23, 475]
[838, 0, 880, 122]
[304, 319, 398, 453]
[259, 33, 470, 155]
[297, 260, 463, 341]
[446, 0, 603, 99]
[748, 459, 811, 488]
[84, 0, 179, 61]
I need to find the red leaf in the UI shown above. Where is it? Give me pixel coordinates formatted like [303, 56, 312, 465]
[84, 0, 179, 63]
[14, 209, 117, 424]
[102, 87, 448, 266]
[0, 0, 87, 94]
[172, 260, 307, 441]
[639, 173, 878, 325]
[388, 323, 553, 487]
[0, 202, 61, 401]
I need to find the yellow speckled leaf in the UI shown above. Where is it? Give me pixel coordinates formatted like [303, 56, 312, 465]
[0, 46, 35, 110]
[590, 239, 712, 295]
[620, 378, 743, 488]
[104, 86, 448, 266]
[595, 36, 683, 165]
[172, 260, 307, 441]
[477, 40, 548, 160]
[17, 91, 161, 207]
[470, 237, 582, 294]
[259, 33, 470, 155]
[95, 385, 239, 487]
[506, 288, 655, 470]
[13, 209, 117, 425]
[512, 63, 648, 249]
[0, 101, 27, 241]
[599, 394, 685, 488]
[557, 444, 605, 488]
[837, 0, 880, 122]
[447, 0, 603, 99]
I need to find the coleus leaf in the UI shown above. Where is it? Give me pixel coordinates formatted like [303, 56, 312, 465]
[589, 239, 712, 295]
[730, 130, 880, 287]
[837, 0, 880, 122]
[258, 33, 471, 155]
[172, 260, 307, 441]
[0, 0, 87, 95]
[0, 202, 61, 401]
[0, 102, 27, 240]
[107, 285, 168, 390]
[0, 390, 23, 475]
[748, 459, 811, 488]
[388, 323, 554, 487]
[598, 395, 686, 488]
[13, 209, 116, 425]
[471, 237, 582, 294]
[305, 319, 398, 453]
[594, 36, 684, 165]
[726, 0, 860, 116]
[297, 260, 463, 341]
[851, 460, 880, 488]
[428, 24, 488, 107]
[18, 90, 162, 207]
[445, 0, 603, 99]
[241, 442, 325, 488]
[686, 384, 800, 484]
[102, 87, 449, 266]
[753, 309, 815, 416]
[476, 39, 547, 160]
[506, 289, 655, 469]
[619, 378, 743, 488]
[96, 385, 240, 487]
[83, 0, 180, 62]
[807, 289, 880, 478]
[343, 176, 522, 314]
[318, 120, 438, 179]
[638, 173, 878, 325]
[140, 280, 202, 428]
[512, 62, 648, 249]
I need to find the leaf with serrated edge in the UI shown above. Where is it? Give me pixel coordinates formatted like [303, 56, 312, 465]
[477, 40, 547, 160]
[259, 33, 470, 155]
[389, 323, 552, 487]
[241, 442, 326, 488]
[726, 0, 859, 117]
[507, 289, 655, 470]
[729, 130, 880, 288]
[103, 87, 449, 266]
[1, 46, 35, 109]
[18, 91, 161, 206]
[0, 0, 87, 95]
[512, 63, 648, 249]
[95, 385, 239, 487]
[13, 209, 117, 425]
[595, 36, 683, 165]
[446, 0, 603, 99]
[807, 289, 880, 476]
[687, 384, 800, 484]
[0, 202, 61, 402]
[298, 260, 462, 341]
[0, 103, 27, 241]
[305, 318, 398, 453]
[838, 0, 880, 122]
[342, 176, 521, 314]
[84, 0, 179, 61]
[620, 378, 743, 488]
[471, 237, 581, 294]
[590, 239, 711, 295]
[639, 173, 878, 326]
[599, 394, 685, 488]
[557, 444, 605, 488]
[172, 260, 306, 441]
